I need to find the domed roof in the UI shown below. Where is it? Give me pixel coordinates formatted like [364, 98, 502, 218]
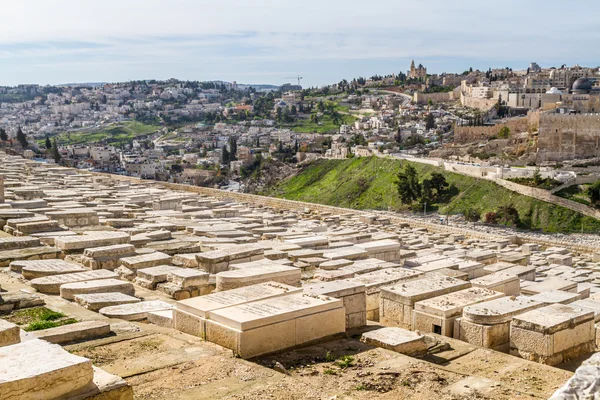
[546, 87, 562, 95]
[572, 78, 593, 92]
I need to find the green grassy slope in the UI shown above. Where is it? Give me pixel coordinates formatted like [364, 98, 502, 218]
[263, 157, 600, 233]
[38, 121, 161, 147]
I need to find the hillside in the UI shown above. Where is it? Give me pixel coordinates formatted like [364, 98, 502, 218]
[262, 157, 600, 233]
[38, 121, 161, 147]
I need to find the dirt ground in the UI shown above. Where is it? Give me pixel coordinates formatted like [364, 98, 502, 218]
[1, 270, 575, 400]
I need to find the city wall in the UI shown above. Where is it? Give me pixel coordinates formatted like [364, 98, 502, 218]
[537, 113, 600, 162]
[454, 111, 540, 144]
[413, 91, 456, 105]
[460, 92, 498, 111]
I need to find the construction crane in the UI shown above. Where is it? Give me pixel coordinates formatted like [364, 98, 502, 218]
[284, 75, 303, 87]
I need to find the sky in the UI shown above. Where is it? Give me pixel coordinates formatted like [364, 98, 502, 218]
[1, 0, 599, 87]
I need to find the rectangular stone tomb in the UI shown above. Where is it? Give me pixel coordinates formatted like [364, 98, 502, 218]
[0, 339, 93, 400]
[456, 296, 544, 351]
[215, 265, 301, 291]
[379, 277, 471, 329]
[81, 244, 137, 270]
[0, 246, 62, 268]
[196, 245, 265, 274]
[355, 239, 402, 262]
[174, 282, 302, 338]
[60, 278, 135, 300]
[348, 268, 423, 321]
[74, 292, 141, 311]
[0, 236, 40, 251]
[33, 320, 111, 345]
[30, 269, 118, 294]
[54, 231, 130, 251]
[120, 252, 173, 271]
[520, 277, 577, 296]
[304, 280, 367, 329]
[361, 327, 428, 356]
[528, 290, 581, 305]
[99, 300, 174, 321]
[412, 288, 505, 337]
[10, 259, 87, 280]
[510, 304, 595, 366]
[469, 272, 520, 296]
[205, 293, 345, 358]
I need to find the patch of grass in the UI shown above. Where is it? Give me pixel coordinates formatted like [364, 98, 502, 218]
[25, 318, 77, 332]
[323, 369, 338, 375]
[555, 185, 592, 206]
[264, 157, 600, 233]
[4, 307, 66, 325]
[138, 338, 164, 351]
[324, 350, 336, 362]
[355, 384, 368, 391]
[335, 355, 355, 369]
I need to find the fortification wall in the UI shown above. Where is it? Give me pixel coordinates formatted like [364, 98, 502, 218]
[413, 91, 456, 104]
[460, 92, 498, 110]
[537, 114, 600, 162]
[454, 111, 540, 144]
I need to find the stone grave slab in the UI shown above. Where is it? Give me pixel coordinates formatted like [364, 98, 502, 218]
[216, 264, 301, 291]
[30, 269, 118, 294]
[0, 339, 93, 400]
[206, 293, 345, 358]
[0, 320, 20, 347]
[60, 278, 135, 300]
[379, 276, 471, 329]
[304, 280, 367, 329]
[33, 320, 111, 345]
[361, 327, 428, 356]
[74, 292, 141, 312]
[510, 304, 595, 365]
[99, 300, 174, 321]
[120, 251, 172, 271]
[0, 247, 61, 268]
[11, 259, 87, 280]
[54, 231, 130, 251]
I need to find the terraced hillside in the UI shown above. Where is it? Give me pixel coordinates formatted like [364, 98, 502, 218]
[263, 157, 600, 233]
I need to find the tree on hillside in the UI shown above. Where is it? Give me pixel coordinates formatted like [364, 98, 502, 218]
[497, 204, 520, 226]
[229, 136, 238, 161]
[0, 128, 7, 142]
[425, 113, 435, 130]
[221, 145, 230, 165]
[16, 127, 28, 148]
[51, 138, 61, 164]
[45, 136, 52, 150]
[397, 163, 421, 204]
[587, 181, 600, 207]
[498, 126, 511, 139]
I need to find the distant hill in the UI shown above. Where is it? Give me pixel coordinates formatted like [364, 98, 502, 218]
[260, 157, 600, 234]
[59, 82, 108, 87]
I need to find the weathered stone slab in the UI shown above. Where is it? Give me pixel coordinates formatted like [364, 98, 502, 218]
[470, 272, 520, 296]
[413, 288, 505, 337]
[216, 264, 301, 291]
[304, 280, 367, 329]
[83, 244, 136, 258]
[120, 252, 172, 271]
[0, 339, 93, 400]
[206, 293, 345, 358]
[0, 247, 61, 268]
[380, 277, 471, 329]
[55, 231, 130, 251]
[520, 277, 578, 295]
[510, 304, 595, 365]
[99, 300, 174, 321]
[0, 236, 40, 251]
[33, 320, 111, 344]
[168, 269, 209, 288]
[0, 319, 20, 347]
[30, 269, 118, 294]
[60, 278, 135, 300]
[74, 292, 141, 312]
[11, 259, 87, 280]
[529, 290, 581, 305]
[361, 327, 428, 356]
[196, 244, 265, 274]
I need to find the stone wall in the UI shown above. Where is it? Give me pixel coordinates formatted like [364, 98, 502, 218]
[460, 92, 498, 111]
[413, 91, 456, 105]
[537, 113, 600, 162]
[454, 112, 539, 144]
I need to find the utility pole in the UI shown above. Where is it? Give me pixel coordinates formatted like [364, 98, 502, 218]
[424, 202, 427, 216]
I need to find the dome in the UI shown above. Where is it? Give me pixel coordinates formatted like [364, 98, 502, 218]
[546, 87, 562, 95]
[572, 78, 593, 92]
